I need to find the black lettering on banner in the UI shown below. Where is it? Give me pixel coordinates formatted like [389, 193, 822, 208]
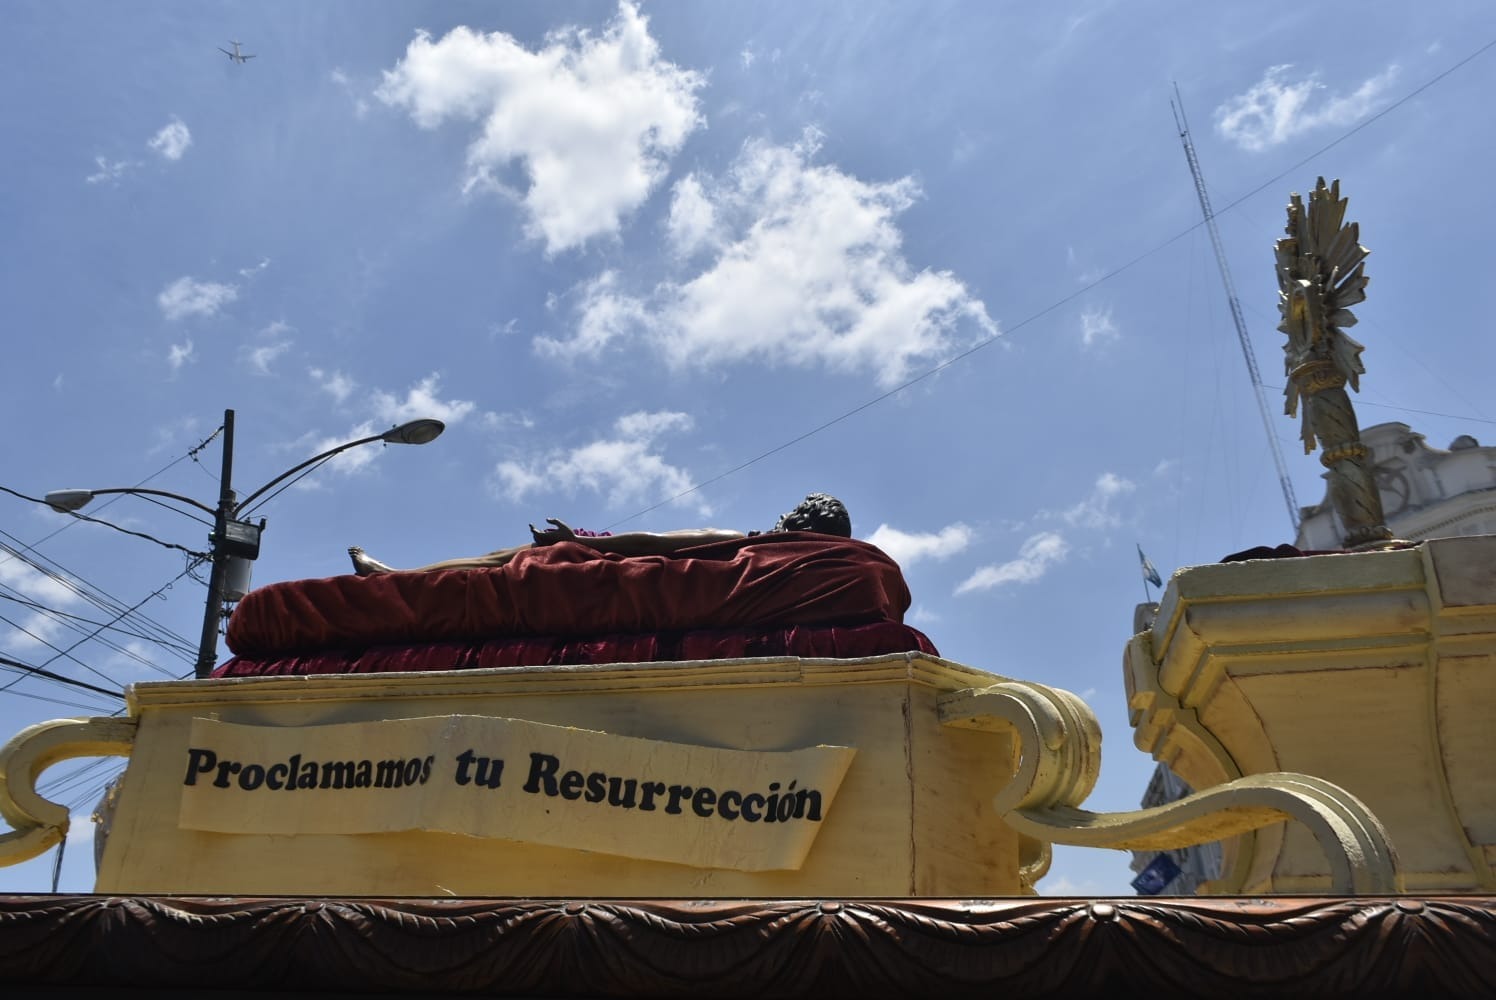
[322, 761, 357, 789]
[524, 753, 560, 795]
[474, 756, 503, 789]
[764, 782, 781, 824]
[297, 760, 320, 789]
[664, 785, 693, 815]
[607, 777, 637, 808]
[183, 748, 216, 786]
[638, 781, 665, 811]
[180, 740, 830, 833]
[455, 749, 476, 786]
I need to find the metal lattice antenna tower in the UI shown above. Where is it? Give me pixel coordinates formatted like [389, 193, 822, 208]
[1171, 84, 1301, 533]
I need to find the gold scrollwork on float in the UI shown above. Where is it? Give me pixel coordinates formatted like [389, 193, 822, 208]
[938, 682, 1402, 896]
[0, 717, 136, 867]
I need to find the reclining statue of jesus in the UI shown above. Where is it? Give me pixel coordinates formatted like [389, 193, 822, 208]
[348, 493, 851, 576]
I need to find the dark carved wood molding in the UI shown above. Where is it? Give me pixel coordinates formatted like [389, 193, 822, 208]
[0, 895, 1492, 997]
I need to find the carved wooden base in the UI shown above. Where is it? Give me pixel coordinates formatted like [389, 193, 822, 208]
[0, 895, 1491, 997]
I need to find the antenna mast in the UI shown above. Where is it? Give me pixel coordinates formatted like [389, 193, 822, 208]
[1171, 84, 1301, 533]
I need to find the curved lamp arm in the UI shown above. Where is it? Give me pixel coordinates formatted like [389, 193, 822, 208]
[45, 487, 218, 519]
[232, 418, 445, 514]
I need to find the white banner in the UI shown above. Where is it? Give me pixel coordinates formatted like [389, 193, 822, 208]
[178, 716, 855, 871]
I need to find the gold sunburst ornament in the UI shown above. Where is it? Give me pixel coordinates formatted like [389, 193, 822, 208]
[1275, 178, 1391, 547]
[1277, 177, 1370, 451]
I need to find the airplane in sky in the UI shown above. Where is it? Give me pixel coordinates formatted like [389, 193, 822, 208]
[218, 41, 255, 64]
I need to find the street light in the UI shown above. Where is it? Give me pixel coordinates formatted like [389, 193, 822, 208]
[46, 409, 445, 679]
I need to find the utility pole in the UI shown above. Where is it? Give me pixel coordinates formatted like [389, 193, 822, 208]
[1171, 84, 1301, 534]
[196, 409, 235, 679]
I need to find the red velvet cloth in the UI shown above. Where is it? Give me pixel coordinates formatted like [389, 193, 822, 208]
[226, 534, 910, 658]
[212, 621, 939, 677]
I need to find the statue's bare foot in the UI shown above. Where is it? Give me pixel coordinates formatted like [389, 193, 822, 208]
[348, 546, 395, 576]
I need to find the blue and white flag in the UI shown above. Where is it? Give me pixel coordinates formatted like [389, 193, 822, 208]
[1137, 545, 1163, 589]
[1130, 852, 1182, 895]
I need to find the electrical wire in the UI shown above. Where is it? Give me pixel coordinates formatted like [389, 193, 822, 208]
[0, 592, 196, 659]
[604, 35, 1496, 529]
[235, 452, 344, 519]
[0, 652, 125, 700]
[0, 564, 198, 695]
[0, 542, 198, 670]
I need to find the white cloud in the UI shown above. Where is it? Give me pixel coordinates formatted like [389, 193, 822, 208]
[157, 277, 238, 321]
[908, 605, 941, 626]
[866, 522, 973, 568]
[310, 368, 356, 404]
[956, 531, 1069, 594]
[665, 174, 719, 258]
[534, 270, 650, 358]
[1054, 472, 1136, 530]
[238, 257, 271, 279]
[376, 2, 704, 254]
[614, 410, 692, 439]
[240, 340, 292, 375]
[166, 339, 194, 373]
[330, 68, 371, 117]
[481, 410, 535, 431]
[368, 373, 477, 426]
[740, 46, 757, 69]
[545, 134, 997, 387]
[1215, 63, 1399, 152]
[494, 409, 705, 513]
[147, 117, 192, 161]
[84, 156, 132, 185]
[1080, 306, 1119, 348]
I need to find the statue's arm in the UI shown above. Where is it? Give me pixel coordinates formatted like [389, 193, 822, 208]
[530, 519, 743, 556]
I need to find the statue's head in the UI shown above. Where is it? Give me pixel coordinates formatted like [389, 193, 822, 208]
[771, 493, 851, 537]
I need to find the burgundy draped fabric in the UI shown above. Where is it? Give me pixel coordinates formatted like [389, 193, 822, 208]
[214, 621, 938, 677]
[216, 534, 935, 677]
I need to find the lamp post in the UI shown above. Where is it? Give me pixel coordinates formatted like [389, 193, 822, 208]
[46, 408, 445, 678]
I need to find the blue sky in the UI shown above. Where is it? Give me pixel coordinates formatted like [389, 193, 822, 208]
[2, 1, 1493, 895]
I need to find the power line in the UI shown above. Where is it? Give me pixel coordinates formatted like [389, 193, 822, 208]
[0, 564, 199, 697]
[0, 653, 123, 699]
[0, 425, 221, 563]
[0, 486, 208, 559]
[606, 35, 1496, 528]
[0, 592, 195, 659]
[1210, 36, 1496, 220]
[0, 536, 198, 668]
[0, 530, 199, 656]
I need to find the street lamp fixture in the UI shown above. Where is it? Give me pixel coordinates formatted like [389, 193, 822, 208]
[47, 410, 444, 679]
